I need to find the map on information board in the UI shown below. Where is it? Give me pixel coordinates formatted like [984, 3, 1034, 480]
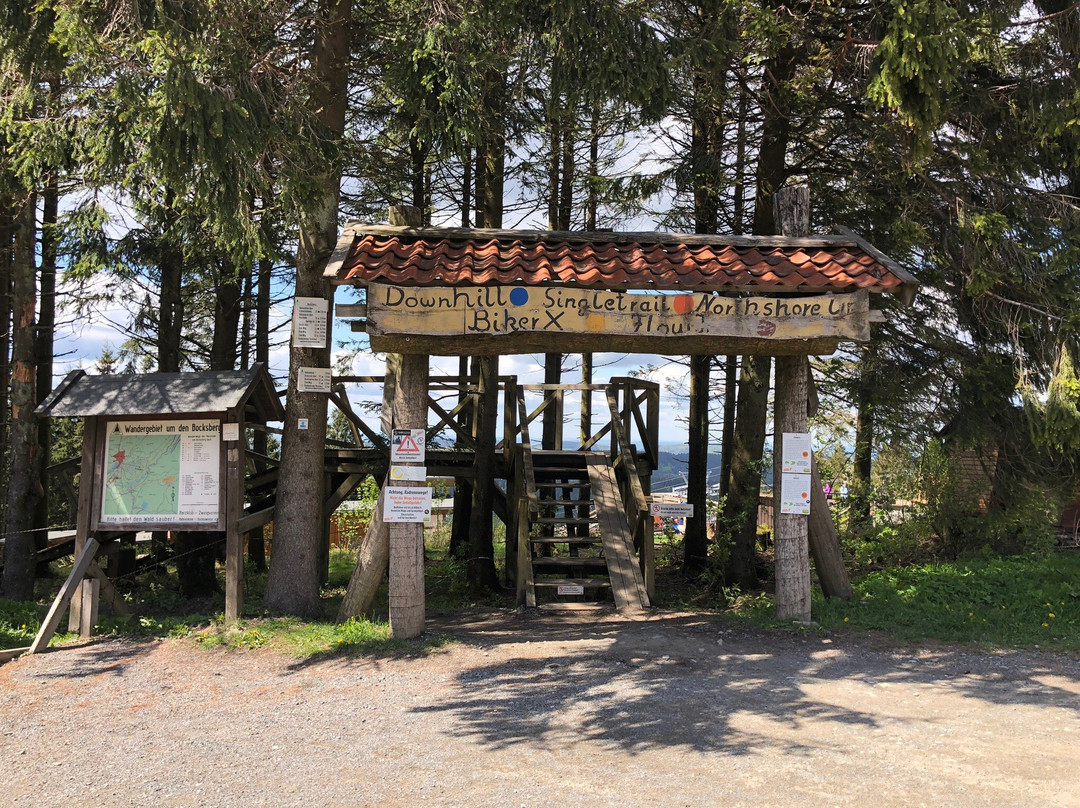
[101, 419, 221, 525]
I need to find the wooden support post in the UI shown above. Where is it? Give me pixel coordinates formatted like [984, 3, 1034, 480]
[79, 578, 100, 639]
[684, 354, 711, 575]
[773, 356, 811, 621]
[225, 415, 245, 622]
[30, 537, 101, 653]
[68, 418, 98, 633]
[388, 353, 429, 638]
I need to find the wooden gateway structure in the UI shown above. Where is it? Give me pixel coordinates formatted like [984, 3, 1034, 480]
[325, 202, 917, 636]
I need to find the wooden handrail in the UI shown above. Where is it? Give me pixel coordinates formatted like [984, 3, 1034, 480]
[516, 390, 538, 514]
[607, 388, 648, 534]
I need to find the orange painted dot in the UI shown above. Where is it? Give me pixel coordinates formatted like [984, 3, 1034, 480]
[673, 295, 694, 315]
[802, 451, 808, 457]
[801, 492, 808, 498]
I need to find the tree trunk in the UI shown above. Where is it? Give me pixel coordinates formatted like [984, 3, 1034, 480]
[248, 251, 273, 570]
[684, 354, 711, 575]
[722, 354, 770, 588]
[723, 33, 798, 589]
[209, 260, 242, 372]
[718, 355, 737, 500]
[0, 209, 12, 534]
[157, 205, 184, 373]
[34, 180, 58, 548]
[388, 354, 428, 638]
[852, 345, 875, 527]
[773, 356, 811, 621]
[264, 0, 351, 617]
[542, 353, 561, 450]
[467, 355, 500, 594]
[2, 195, 41, 602]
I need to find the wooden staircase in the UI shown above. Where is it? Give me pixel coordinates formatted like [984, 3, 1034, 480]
[519, 450, 648, 612]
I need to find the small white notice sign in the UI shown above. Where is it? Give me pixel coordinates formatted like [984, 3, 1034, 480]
[650, 502, 694, 518]
[557, 584, 585, 596]
[390, 465, 427, 482]
[384, 486, 432, 523]
[780, 472, 812, 514]
[781, 432, 813, 474]
[297, 366, 332, 393]
[221, 423, 240, 442]
[390, 428, 426, 463]
[292, 297, 329, 349]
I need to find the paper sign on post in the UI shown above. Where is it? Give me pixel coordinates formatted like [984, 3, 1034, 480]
[781, 432, 813, 474]
[390, 428, 426, 463]
[780, 472, 812, 514]
[390, 465, 427, 482]
[383, 486, 432, 523]
[221, 423, 240, 442]
[650, 502, 694, 518]
[292, 297, 329, 349]
[297, 366, 332, 393]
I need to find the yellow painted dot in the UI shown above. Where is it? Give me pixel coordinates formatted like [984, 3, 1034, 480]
[586, 313, 606, 331]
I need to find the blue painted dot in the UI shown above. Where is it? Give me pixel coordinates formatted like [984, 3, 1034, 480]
[509, 287, 529, 306]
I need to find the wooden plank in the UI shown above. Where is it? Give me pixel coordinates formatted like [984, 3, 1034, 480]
[606, 390, 647, 534]
[86, 560, 131, 617]
[225, 418, 245, 622]
[79, 577, 100, 639]
[0, 647, 30, 664]
[587, 455, 648, 613]
[237, 506, 275, 534]
[69, 418, 99, 633]
[367, 283, 870, 344]
[517, 501, 534, 608]
[30, 537, 101, 653]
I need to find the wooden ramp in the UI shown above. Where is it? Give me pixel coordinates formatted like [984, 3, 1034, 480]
[520, 450, 648, 613]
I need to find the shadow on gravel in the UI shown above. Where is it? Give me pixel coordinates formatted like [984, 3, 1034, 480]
[411, 610, 1080, 756]
[22, 638, 158, 680]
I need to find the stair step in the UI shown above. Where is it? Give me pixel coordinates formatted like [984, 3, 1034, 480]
[534, 557, 607, 569]
[535, 481, 590, 489]
[530, 536, 598, 545]
[533, 578, 611, 590]
[537, 499, 592, 506]
[534, 517, 594, 526]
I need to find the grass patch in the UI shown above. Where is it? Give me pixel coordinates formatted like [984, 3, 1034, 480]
[811, 553, 1080, 651]
[190, 615, 450, 657]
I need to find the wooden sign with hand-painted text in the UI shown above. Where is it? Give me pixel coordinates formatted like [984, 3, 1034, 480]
[366, 283, 869, 356]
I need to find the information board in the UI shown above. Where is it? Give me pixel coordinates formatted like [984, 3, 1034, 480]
[100, 419, 221, 525]
[292, 297, 329, 349]
[384, 486, 432, 523]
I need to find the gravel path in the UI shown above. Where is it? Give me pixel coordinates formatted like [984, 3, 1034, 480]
[2, 609, 1079, 808]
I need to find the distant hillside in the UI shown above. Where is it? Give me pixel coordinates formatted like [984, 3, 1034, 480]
[649, 448, 772, 493]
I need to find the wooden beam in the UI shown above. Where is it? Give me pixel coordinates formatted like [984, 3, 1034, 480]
[225, 415, 246, 622]
[30, 537, 101, 653]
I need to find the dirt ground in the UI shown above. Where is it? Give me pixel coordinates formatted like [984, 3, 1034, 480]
[2, 608, 1079, 808]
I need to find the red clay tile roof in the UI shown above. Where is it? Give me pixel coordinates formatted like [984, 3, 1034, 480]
[327, 226, 917, 301]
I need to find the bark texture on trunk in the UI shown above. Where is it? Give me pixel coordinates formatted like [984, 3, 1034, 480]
[773, 356, 811, 621]
[2, 196, 41, 601]
[684, 354, 711, 575]
[388, 354, 428, 638]
[265, 0, 351, 617]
